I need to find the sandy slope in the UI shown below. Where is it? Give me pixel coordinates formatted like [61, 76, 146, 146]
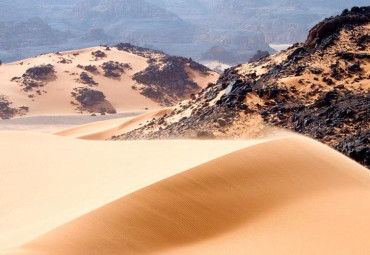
[1, 133, 369, 254]
[0, 132, 262, 252]
[0, 46, 218, 117]
[56, 109, 172, 140]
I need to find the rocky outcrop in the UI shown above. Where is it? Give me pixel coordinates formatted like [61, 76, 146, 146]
[101, 61, 131, 78]
[306, 6, 370, 49]
[133, 56, 201, 106]
[115, 43, 213, 106]
[72, 87, 105, 107]
[114, 7, 370, 167]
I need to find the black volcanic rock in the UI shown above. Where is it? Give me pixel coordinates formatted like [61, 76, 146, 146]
[306, 6, 370, 49]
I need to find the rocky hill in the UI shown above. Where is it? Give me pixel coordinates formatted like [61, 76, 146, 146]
[0, 44, 218, 118]
[113, 7, 370, 167]
[0, 18, 69, 49]
[71, 0, 194, 44]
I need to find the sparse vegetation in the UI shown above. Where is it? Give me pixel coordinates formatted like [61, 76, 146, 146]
[79, 72, 98, 86]
[101, 61, 131, 78]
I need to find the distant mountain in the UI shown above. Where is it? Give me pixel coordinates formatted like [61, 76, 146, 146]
[0, 18, 69, 49]
[208, 0, 370, 43]
[70, 0, 194, 44]
[1, 0, 367, 66]
[146, 0, 220, 21]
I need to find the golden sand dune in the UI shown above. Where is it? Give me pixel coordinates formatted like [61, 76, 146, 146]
[0, 46, 218, 117]
[55, 108, 172, 140]
[0, 132, 262, 252]
[1, 133, 369, 254]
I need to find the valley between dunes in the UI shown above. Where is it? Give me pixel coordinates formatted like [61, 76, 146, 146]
[0, 111, 370, 254]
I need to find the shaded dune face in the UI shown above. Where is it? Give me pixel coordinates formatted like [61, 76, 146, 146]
[9, 137, 370, 255]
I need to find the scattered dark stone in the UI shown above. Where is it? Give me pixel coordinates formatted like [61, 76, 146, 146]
[323, 77, 334, 85]
[347, 62, 362, 73]
[217, 118, 227, 127]
[309, 67, 323, 74]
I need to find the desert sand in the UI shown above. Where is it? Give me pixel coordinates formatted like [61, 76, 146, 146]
[56, 108, 172, 140]
[0, 128, 369, 254]
[0, 46, 218, 117]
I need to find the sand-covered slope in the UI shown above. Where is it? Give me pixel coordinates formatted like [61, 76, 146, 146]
[1, 134, 369, 255]
[0, 132, 260, 252]
[0, 44, 218, 118]
[114, 7, 370, 167]
[56, 108, 172, 140]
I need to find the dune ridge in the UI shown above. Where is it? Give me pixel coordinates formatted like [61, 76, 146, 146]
[0, 132, 264, 252]
[55, 108, 172, 140]
[2, 135, 370, 255]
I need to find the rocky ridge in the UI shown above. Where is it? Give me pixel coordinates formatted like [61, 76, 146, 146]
[114, 7, 370, 167]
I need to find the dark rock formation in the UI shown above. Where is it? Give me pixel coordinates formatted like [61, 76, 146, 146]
[101, 61, 131, 78]
[306, 6, 370, 49]
[132, 55, 208, 105]
[114, 7, 370, 167]
[72, 87, 105, 107]
[336, 130, 369, 166]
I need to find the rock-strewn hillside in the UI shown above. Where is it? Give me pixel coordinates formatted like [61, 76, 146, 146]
[114, 7, 370, 167]
[0, 44, 218, 118]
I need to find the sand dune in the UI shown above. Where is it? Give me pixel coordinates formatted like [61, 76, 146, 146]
[1, 133, 369, 254]
[0, 46, 218, 117]
[0, 132, 262, 252]
[56, 108, 172, 140]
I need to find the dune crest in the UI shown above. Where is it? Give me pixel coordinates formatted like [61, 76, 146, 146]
[55, 108, 172, 140]
[2, 135, 370, 255]
[0, 132, 264, 252]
